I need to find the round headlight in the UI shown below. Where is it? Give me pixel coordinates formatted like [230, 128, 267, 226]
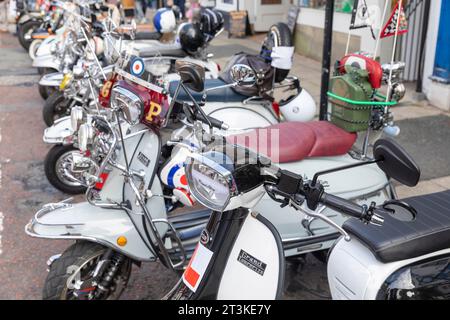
[185, 152, 236, 212]
[78, 123, 94, 152]
[110, 86, 143, 125]
[70, 106, 84, 131]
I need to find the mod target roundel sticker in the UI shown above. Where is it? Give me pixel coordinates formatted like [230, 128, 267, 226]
[130, 57, 145, 76]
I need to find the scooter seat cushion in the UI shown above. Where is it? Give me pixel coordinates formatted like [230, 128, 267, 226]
[134, 31, 162, 41]
[227, 121, 357, 163]
[343, 190, 450, 263]
[169, 79, 247, 103]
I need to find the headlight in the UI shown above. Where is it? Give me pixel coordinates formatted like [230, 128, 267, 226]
[78, 122, 94, 152]
[110, 86, 143, 125]
[185, 152, 236, 211]
[185, 145, 268, 211]
[70, 106, 84, 131]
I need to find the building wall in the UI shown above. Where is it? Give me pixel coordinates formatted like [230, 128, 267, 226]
[294, 2, 396, 64]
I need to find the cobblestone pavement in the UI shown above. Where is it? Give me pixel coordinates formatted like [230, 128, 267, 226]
[0, 29, 449, 300]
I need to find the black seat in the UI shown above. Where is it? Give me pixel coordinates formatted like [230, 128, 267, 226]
[134, 31, 162, 41]
[344, 190, 450, 263]
[168, 78, 247, 103]
[137, 43, 187, 58]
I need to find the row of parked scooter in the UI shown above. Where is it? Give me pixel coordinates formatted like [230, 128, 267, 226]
[14, 0, 450, 300]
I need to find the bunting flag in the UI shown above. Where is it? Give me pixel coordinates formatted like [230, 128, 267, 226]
[380, 2, 408, 39]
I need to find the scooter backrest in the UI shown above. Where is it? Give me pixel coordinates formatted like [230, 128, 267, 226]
[175, 60, 205, 92]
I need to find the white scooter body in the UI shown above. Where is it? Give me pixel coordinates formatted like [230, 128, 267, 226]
[32, 53, 61, 71]
[327, 236, 450, 300]
[202, 87, 317, 131]
[217, 213, 283, 299]
[27, 124, 167, 261]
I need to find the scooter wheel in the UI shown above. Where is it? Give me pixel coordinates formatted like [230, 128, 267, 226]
[260, 22, 293, 83]
[44, 145, 87, 195]
[18, 20, 42, 50]
[43, 241, 132, 300]
[42, 91, 72, 126]
[38, 84, 56, 100]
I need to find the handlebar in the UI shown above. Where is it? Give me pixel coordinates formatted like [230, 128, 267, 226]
[194, 111, 229, 130]
[268, 170, 385, 226]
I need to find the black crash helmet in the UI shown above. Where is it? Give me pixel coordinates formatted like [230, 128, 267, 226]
[200, 9, 224, 40]
[178, 23, 205, 54]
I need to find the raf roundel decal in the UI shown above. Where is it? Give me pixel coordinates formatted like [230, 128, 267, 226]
[130, 57, 145, 76]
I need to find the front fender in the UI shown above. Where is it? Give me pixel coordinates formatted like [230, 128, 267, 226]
[32, 54, 60, 70]
[25, 201, 155, 261]
[43, 116, 74, 144]
[38, 71, 64, 87]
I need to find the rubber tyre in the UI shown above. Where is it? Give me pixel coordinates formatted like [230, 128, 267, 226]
[42, 91, 72, 127]
[18, 20, 41, 50]
[261, 22, 293, 83]
[43, 241, 131, 300]
[38, 84, 57, 100]
[44, 145, 87, 194]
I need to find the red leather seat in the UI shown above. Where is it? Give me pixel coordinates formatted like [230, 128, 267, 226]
[227, 121, 357, 163]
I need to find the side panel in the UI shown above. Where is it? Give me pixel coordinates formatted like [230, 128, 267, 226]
[217, 213, 284, 300]
[328, 236, 450, 300]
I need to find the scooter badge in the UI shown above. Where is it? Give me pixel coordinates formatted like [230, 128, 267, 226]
[130, 57, 145, 77]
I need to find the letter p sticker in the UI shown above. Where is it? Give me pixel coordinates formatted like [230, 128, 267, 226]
[146, 101, 162, 122]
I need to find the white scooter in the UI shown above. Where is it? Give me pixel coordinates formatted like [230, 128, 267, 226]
[44, 61, 392, 260]
[26, 62, 393, 300]
[164, 126, 449, 300]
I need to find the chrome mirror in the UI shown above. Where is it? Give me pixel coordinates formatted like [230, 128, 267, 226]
[230, 64, 256, 86]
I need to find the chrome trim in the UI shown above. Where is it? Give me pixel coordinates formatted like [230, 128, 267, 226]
[115, 68, 166, 94]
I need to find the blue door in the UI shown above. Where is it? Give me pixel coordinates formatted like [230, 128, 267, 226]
[433, 0, 450, 83]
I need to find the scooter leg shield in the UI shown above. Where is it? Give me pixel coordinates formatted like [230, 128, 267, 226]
[38, 72, 64, 87]
[43, 116, 73, 144]
[25, 201, 156, 262]
[32, 55, 61, 70]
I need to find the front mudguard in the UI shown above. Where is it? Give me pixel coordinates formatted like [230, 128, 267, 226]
[38, 71, 64, 87]
[32, 54, 60, 71]
[43, 116, 74, 144]
[25, 201, 155, 262]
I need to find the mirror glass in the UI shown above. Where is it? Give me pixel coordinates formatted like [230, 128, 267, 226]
[374, 139, 421, 187]
[230, 64, 256, 86]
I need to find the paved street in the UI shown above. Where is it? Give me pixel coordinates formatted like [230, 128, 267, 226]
[0, 29, 449, 300]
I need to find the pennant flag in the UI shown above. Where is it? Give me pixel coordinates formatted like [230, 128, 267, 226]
[380, 2, 408, 38]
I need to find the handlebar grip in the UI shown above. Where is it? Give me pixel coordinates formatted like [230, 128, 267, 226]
[195, 112, 228, 130]
[321, 193, 366, 219]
